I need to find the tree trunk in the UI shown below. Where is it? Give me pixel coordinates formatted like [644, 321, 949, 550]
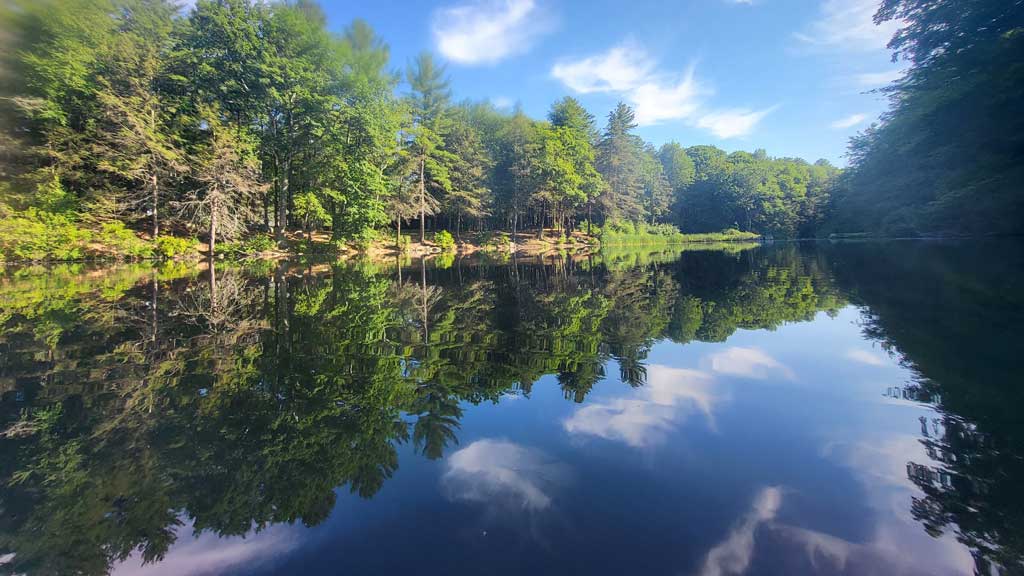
[209, 193, 218, 257]
[276, 155, 290, 241]
[396, 215, 402, 250]
[420, 256, 428, 342]
[151, 271, 158, 343]
[263, 193, 270, 231]
[536, 204, 545, 240]
[151, 174, 159, 238]
[419, 156, 426, 244]
[209, 257, 217, 319]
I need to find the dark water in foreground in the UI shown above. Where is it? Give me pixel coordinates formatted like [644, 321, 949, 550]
[0, 241, 1022, 576]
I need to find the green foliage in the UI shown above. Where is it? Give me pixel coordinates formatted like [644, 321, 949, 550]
[218, 234, 276, 257]
[674, 148, 839, 238]
[434, 230, 455, 252]
[600, 220, 683, 246]
[0, 207, 89, 261]
[352, 227, 379, 251]
[598, 220, 759, 246]
[154, 236, 199, 259]
[96, 221, 153, 259]
[293, 191, 332, 232]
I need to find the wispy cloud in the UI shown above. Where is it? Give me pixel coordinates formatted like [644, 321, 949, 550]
[443, 439, 568, 510]
[830, 113, 867, 129]
[432, 0, 552, 65]
[696, 107, 777, 139]
[563, 365, 720, 447]
[491, 96, 515, 109]
[794, 0, 902, 52]
[551, 42, 773, 137]
[551, 42, 655, 94]
[854, 69, 903, 87]
[700, 487, 783, 576]
[708, 347, 795, 379]
[630, 68, 705, 125]
[112, 520, 300, 576]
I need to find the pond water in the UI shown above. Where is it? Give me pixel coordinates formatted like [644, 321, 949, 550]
[0, 241, 1021, 576]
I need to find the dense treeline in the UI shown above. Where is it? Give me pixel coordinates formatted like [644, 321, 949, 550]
[0, 0, 840, 261]
[830, 0, 1024, 236]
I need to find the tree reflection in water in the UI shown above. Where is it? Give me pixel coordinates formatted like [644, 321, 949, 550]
[0, 242, 1020, 575]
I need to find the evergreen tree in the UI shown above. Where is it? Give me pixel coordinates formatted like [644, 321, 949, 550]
[404, 52, 454, 243]
[596, 102, 644, 223]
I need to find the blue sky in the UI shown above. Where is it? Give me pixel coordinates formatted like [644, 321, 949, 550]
[318, 0, 906, 165]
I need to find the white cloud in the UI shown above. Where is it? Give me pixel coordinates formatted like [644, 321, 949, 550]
[708, 346, 794, 379]
[697, 480, 973, 575]
[112, 520, 299, 576]
[443, 439, 567, 510]
[433, 0, 551, 65]
[563, 365, 720, 447]
[854, 69, 903, 87]
[795, 0, 903, 52]
[696, 107, 777, 139]
[551, 43, 655, 94]
[551, 42, 771, 137]
[830, 113, 867, 129]
[845, 347, 887, 365]
[810, 436, 977, 574]
[700, 487, 783, 576]
[491, 96, 515, 109]
[630, 69, 704, 125]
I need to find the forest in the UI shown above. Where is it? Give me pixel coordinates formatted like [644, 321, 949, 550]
[828, 0, 1024, 237]
[0, 0, 1019, 257]
[0, 0, 843, 262]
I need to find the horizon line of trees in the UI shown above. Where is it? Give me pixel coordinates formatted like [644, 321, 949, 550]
[0, 0, 842, 259]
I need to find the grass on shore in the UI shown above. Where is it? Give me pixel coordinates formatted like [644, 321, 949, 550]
[596, 220, 760, 246]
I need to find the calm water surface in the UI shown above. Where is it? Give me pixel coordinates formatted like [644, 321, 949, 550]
[1, 241, 1021, 576]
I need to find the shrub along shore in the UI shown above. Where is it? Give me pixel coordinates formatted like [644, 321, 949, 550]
[0, 207, 761, 264]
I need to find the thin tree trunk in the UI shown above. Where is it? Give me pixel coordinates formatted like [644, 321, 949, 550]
[263, 193, 270, 230]
[151, 271, 158, 343]
[396, 214, 402, 250]
[209, 193, 218, 257]
[419, 156, 426, 244]
[209, 257, 217, 319]
[420, 256, 428, 342]
[151, 174, 159, 239]
[277, 155, 290, 241]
